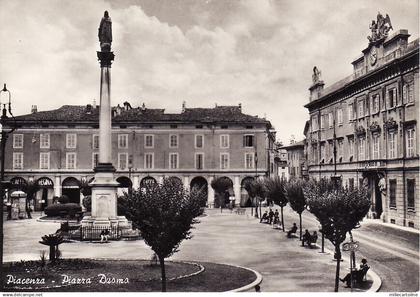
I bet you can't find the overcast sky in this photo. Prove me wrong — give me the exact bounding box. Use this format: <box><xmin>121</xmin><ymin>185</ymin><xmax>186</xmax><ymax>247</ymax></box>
<box><xmin>0</xmin><ymin>0</ymin><xmax>418</xmax><ymax>144</ymax></box>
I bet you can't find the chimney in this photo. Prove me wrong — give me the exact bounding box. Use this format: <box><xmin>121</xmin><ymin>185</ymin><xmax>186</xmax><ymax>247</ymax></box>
<box><xmin>182</xmin><ymin>101</ymin><xmax>186</xmax><ymax>113</ymax></box>
<box><xmin>31</xmin><ymin>105</ymin><xmax>37</xmax><ymax>113</ymax></box>
<box><xmin>238</xmin><ymin>103</ymin><xmax>242</xmax><ymax>112</ymax></box>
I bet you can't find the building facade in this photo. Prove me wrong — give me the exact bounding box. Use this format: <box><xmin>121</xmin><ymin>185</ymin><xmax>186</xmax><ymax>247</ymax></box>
<box><xmin>304</xmin><ymin>22</ymin><xmax>419</xmax><ymax>228</ymax></box>
<box><xmin>4</xmin><ymin>102</ymin><xmax>276</xmax><ymax>209</ymax></box>
<box><xmin>282</xmin><ymin>140</ymin><xmax>305</xmax><ymax>179</ymax></box>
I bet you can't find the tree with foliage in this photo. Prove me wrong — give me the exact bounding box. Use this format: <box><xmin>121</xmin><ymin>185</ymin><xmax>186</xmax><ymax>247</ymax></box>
<box><xmin>284</xmin><ymin>178</ymin><xmax>306</xmax><ymax>240</ymax></box>
<box><xmin>304</xmin><ymin>179</ymin><xmax>370</xmax><ymax>292</ymax></box>
<box><xmin>125</xmin><ymin>178</ymin><xmax>206</xmax><ymax>292</ymax></box>
<box><xmin>244</xmin><ymin>178</ymin><xmax>266</xmax><ymax>218</ymax></box>
<box><xmin>210</xmin><ymin>177</ymin><xmax>232</xmax><ymax>211</ymax></box>
<box><xmin>265</xmin><ymin>176</ymin><xmax>288</xmax><ymax>231</ymax></box>
<box><xmin>243</xmin><ymin>179</ymin><xmax>257</xmax><ymax>216</ymax></box>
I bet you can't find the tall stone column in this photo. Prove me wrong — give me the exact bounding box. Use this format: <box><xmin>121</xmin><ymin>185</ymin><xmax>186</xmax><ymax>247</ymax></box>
<box><xmin>82</xmin><ymin>11</ymin><xmax>129</xmax><ymax>228</ymax></box>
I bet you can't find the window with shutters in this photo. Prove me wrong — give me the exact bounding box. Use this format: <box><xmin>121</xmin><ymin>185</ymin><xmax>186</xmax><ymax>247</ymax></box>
<box><xmin>66</xmin><ymin>134</ymin><xmax>77</xmax><ymax>149</ymax></box>
<box><xmin>92</xmin><ymin>134</ymin><xmax>99</xmax><ymax>149</ymax></box>
<box><xmin>40</xmin><ymin>152</ymin><xmax>50</xmax><ymax>169</ymax></box>
<box><xmin>406</xmin><ymin>128</ymin><xmax>416</xmax><ymax>157</ymax></box>
<box><xmin>66</xmin><ymin>152</ymin><xmax>76</xmax><ymax>169</ymax></box>
<box><xmin>243</xmin><ymin>135</ymin><xmax>254</xmax><ymax>147</ymax></box>
<box><xmin>144</xmin><ymin>153</ymin><xmax>154</xmax><ymax>169</ymax></box>
<box><xmin>195</xmin><ymin>153</ymin><xmax>204</xmax><ymax>170</ymax></box>
<box><xmin>407</xmin><ymin>179</ymin><xmax>415</xmax><ymax>209</ymax></box>
<box><xmin>169</xmin><ymin>134</ymin><xmax>178</xmax><ymax>148</ymax></box>
<box><xmin>169</xmin><ymin>153</ymin><xmax>178</xmax><ymax>169</ymax></box>
<box><xmin>220</xmin><ymin>135</ymin><xmax>229</xmax><ymax>148</ymax></box>
<box><xmin>118</xmin><ymin>153</ymin><xmax>128</xmax><ymax>170</ymax></box>
<box><xmin>145</xmin><ymin>135</ymin><xmax>154</xmax><ymax>148</ymax></box>
<box><xmin>245</xmin><ymin>153</ymin><xmax>254</xmax><ymax>169</ymax></box>
<box><xmin>13</xmin><ymin>152</ymin><xmax>23</xmax><ymax>169</ymax></box>
<box><xmin>118</xmin><ymin>134</ymin><xmax>128</xmax><ymax>149</ymax></box>
<box><xmin>389</xmin><ymin>179</ymin><xmax>397</xmax><ymax>208</ymax></box>
<box><xmin>195</xmin><ymin>134</ymin><xmax>204</xmax><ymax>148</ymax></box>
<box><xmin>372</xmin><ymin>133</ymin><xmax>380</xmax><ymax>159</ymax></box>
<box><xmin>388</xmin><ymin>131</ymin><xmax>397</xmax><ymax>158</ymax></box>
<box><xmin>13</xmin><ymin>134</ymin><xmax>23</xmax><ymax>148</ymax></box>
<box><xmin>40</xmin><ymin>134</ymin><xmax>50</xmax><ymax>149</ymax></box>
<box><xmin>220</xmin><ymin>153</ymin><xmax>229</xmax><ymax>169</ymax></box>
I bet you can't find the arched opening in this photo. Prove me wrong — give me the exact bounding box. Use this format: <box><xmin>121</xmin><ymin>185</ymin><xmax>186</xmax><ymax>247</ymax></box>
<box><xmin>168</xmin><ymin>176</ymin><xmax>183</xmax><ymax>187</ymax></box>
<box><xmin>212</xmin><ymin>176</ymin><xmax>233</xmax><ymax>209</ymax></box>
<box><xmin>140</xmin><ymin>176</ymin><xmax>157</xmax><ymax>188</ymax></box>
<box><xmin>190</xmin><ymin>176</ymin><xmax>208</xmax><ymax>207</ymax></box>
<box><xmin>35</xmin><ymin>177</ymin><xmax>54</xmax><ymax>211</ymax></box>
<box><xmin>116</xmin><ymin>176</ymin><xmax>133</xmax><ymax>196</ymax></box>
<box><xmin>362</xmin><ymin>171</ymin><xmax>383</xmax><ymax>219</ymax></box>
<box><xmin>62</xmin><ymin>177</ymin><xmax>81</xmax><ymax>204</ymax></box>
<box><xmin>241</xmin><ymin>176</ymin><xmax>255</xmax><ymax>207</ymax></box>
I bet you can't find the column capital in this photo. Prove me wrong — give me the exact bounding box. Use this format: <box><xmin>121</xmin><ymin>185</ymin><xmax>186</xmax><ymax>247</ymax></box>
<box><xmin>97</xmin><ymin>51</ymin><xmax>115</xmax><ymax>67</ymax></box>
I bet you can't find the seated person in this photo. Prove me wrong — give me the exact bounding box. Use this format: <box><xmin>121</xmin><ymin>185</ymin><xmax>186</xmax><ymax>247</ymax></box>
<box><xmin>302</xmin><ymin>229</ymin><xmax>311</xmax><ymax>245</ymax></box>
<box><xmin>310</xmin><ymin>231</ymin><xmax>318</xmax><ymax>245</ymax></box>
<box><xmin>100</xmin><ymin>229</ymin><xmax>110</xmax><ymax>243</ymax></box>
<box><xmin>287</xmin><ymin>223</ymin><xmax>298</xmax><ymax>238</ymax></box>
<box><xmin>273</xmin><ymin>210</ymin><xmax>279</xmax><ymax>225</ymax></box>
<box><xmin>260</xmin><ymin>211</ymin><xmax>269</xmax><ymax>223</ymax></box>
<box><xmin>340</xmin><ymin>259</ymin><xmax>369</xmax><ymax>287</ymax></box>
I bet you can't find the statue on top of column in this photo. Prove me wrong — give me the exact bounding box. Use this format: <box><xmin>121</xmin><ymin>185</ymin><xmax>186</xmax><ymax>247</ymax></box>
<box><xmin>98</xmin><ymin>11</ymin><xmax>112</xmax><ymax>52</ymax></box>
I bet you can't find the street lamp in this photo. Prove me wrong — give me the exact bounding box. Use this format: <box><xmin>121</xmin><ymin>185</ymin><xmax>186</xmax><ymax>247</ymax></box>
<box><xmin>0</xmin><ymin>83</ymin><xmax>17</xmax><ymax>290</ymax></box>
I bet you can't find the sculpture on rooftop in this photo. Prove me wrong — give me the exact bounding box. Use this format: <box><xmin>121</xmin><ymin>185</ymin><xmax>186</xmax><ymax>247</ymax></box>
<box><xmin>98</xmin><ymin>11</ymin><xmax>112</xmax><ymax>52</ymax></box>
<box><xmin>368</xmin><ymin>12</ymin><xmax>393</xmax><ymax>43</ymax></box>
<box><xmin>312</xmin><ymin>66</ymin><xmax>322</xmax><ymax>84</ymax></box>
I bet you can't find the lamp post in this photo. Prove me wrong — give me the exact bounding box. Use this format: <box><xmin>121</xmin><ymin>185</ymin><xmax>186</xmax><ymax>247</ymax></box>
<box><xmin>0</xmin><ymin>83</ymin><xmax>17</xmax><ymax>290</ymax></box>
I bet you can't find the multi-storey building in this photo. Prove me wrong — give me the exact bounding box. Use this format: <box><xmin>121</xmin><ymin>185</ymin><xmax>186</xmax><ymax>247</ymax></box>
<box><xmin>3</xmin><ymin>102</ymin><xmax>276</xmax><ymax>210</ymax></box>
<box><xmin>276</xmin><ymin>146</ymin><xmax>289</xmax><ymax>180</ymax></box>
<box><xmin>282</xmin><ymin>140</ymin><xmax>305</xmax><ymax>179</ymax></box>
<box><xmin>304</xmin><ymin>19</ymin><xmax>419</xmax><ymax>228</ymax></box>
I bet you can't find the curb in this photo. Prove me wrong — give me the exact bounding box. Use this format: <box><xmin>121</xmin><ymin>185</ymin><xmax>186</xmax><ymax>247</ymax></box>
<box><xmin>226</xmin><ymin>265</ymin><xmax>263</xmax><ymax>292</ymax></box>
<box><xmin>367</xmin><ymin>269</ymin><xmax>382</xmax><ymax>292</ymax></box>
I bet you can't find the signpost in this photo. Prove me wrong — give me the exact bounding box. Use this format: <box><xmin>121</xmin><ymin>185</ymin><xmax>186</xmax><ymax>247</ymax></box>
<box><xmin>342</xmin><ymin>241</ymin><xmax>360</xmax><ymax>291</ymax></box>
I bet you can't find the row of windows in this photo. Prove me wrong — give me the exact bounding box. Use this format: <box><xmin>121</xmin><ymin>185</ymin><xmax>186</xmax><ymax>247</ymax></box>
<box><xmin>13</xmin><ymin>134</ymin><xmax>255</xmax><ymax>150</ymax></box>
<box><xmin>12</xmin><ymin>152</ymin><xmax>257</xmax><ymax>171</ymax></box>
<box><xmin>312</xmin><ymin>127</ymin><xmax>416</xmax><ymax>163</ymax></box>
<box><xmin>346</xmin><ymin>177</ymin><xmax>416</xmax><ymax>210</ymax></box>
<box><xmin>389</xmin><ymin>178</ymin><xmax>416</xmax><ymax>209</ymax></box>
<box><xmin>311</xmin><ymin>83</ymin><xmax>415</xmax><ymax>132</ymax></box>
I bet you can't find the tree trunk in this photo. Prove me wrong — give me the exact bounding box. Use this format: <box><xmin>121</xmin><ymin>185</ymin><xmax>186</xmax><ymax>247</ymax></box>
<box><xmin>299</xmin><ymin>213</ymin><xmax>302</xmax><ymax>240</ymax></box>
<box><xmin>334</xmin><ymin>245</ymin><xmax>341</xmax><ymax>292</ymax></box>
<box><xmin>280</xmin><ymin>207</ymin><xmax>285</xmax><ymax>232</ymax></box>
<box><xmin>49</xmin><ymin>245</ymin><xmax>56</xmax><ymax>262</ymax></box>
<box><xmin>259</xmin><ymin>199</ymin><xmax>262</xmax><ymax>218</ymax></box>
<box><xmin>158</xmin><ymin>255</ymin><xmax>167</xmax><ymax>292</ymax></box>
<box><xmin>254</xmin><ymin>198</ymin><xmax>258</xmax><ymax>218</ymax></box>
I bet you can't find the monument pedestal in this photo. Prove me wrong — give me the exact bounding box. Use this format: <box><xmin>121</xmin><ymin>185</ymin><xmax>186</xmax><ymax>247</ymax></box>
<box><xmin>81</xmin><ymin>165</ymin><xmax>131</xmax><ymax>229</ymax></box>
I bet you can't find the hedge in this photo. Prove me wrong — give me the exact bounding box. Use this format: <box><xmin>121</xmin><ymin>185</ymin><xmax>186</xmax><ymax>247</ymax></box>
<box><xmin>44</xmin><ymin>203</ymin><xmax>82</xmax><ymax>217</ymax></box>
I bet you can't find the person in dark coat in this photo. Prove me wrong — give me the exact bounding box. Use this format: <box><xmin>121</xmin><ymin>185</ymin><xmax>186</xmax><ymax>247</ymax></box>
<box><xmin>268</xmin><ymin>208</ymin><xmax>274</xmax><ymax>224</ymax></box>
<box><xmin>287</xmin><ymin>223</ymin><xmax>298</xmax><ymax>238</ymax></box>
<box><xmin>340</xmin><ymin>259</ymin><xmax>369</xmax><ymax>287</ymax></box>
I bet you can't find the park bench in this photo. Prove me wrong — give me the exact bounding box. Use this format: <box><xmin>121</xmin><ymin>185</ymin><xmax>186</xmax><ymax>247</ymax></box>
<box><xmin>307</xmin><ymin>234</ymin><xmax>318</xmax><ymax>248</ymax></box>
<box><xmin>353</xmin><ymin>266</ymin><xmax>370</xmax><ymax>285</ymax></box>
<box><xmin>121</xmin><ymin>229</ymin><xmax>140</xmax><ymax>241</ymax></box>
<box><xmin>235</xmin><ymin>208</ymin><xmax>246</xmax><ymax>215</ymax></box>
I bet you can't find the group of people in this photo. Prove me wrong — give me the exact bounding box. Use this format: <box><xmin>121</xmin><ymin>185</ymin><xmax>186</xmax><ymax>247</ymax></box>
<box><xmin>100</xmin><ymin>229</ymin><xmax>110</xmax><ymax>243</ymax></box>
<box><xmin>260</xmin><ymin>209</ymin><xmax>280</xmax><ymax>226</ymax></box>
<box><xmin>302</xmin><ymin>229</ymin><xmax>318</xmax><ymax>247</ymax></box>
